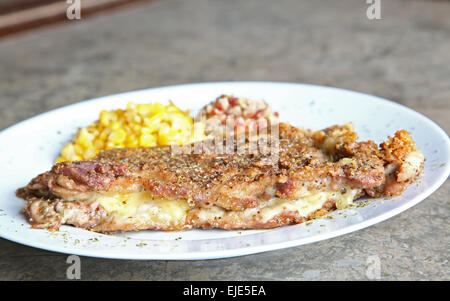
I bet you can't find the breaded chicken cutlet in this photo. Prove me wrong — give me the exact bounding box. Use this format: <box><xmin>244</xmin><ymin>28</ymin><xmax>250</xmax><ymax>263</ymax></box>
<box><xmin>16</xmin><ymin>123</ymin><xmax>424</xmax><ymax>232</ymax></box>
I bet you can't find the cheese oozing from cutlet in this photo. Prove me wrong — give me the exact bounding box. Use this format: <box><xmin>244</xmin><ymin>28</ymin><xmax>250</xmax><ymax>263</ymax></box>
<box><xmin>94</xmin><ymin>188</ymin><xmax>359</xmax><ymax>227</ymax></box>
<box><xmin>95</xmin><ymin>193</ymin><xmax>191</xmax><ymax>227</ymax></box>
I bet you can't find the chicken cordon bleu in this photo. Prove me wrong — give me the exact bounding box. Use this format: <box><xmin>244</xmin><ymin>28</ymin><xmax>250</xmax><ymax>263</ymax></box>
<box><xmin>16</xmin><ymin>122</ymin><xmax>424</xmax><ymax>233</ymax></box>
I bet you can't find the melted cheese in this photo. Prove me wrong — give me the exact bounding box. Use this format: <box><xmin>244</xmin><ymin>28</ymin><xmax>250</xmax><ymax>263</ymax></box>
<box><xmin>335</xmin><ymin>188</ymin><xmax>359</xmax><ymax>209</ymax></box>
<box><xmin>96</xmin><ymin>193</ymin><xmax>190</xmax><ymax>226</ymax></box>
<box><xmin>261</xmin><ymin>189</ymin><xmax>357</xmax><ymax>221</ymax></box>
<box><xmin>94</xmin><ymin>188</ymin><xmax>359</xmax><ymax>227</ymax></box>
<box><xmin>195</xmin><ymin>188</ymin><xmax>358</xmax><ymax>224</ymax></box>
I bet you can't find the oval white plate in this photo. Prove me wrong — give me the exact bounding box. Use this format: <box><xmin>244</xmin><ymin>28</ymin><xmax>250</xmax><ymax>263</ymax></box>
<box><xmin>0</xmin><ymin>82</ymin><xmax>449</xmax><ymax>260</ymax></box>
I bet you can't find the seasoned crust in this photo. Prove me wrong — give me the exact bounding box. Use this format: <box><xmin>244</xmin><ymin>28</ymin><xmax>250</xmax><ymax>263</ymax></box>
<box><xmin>18</xmin><ymin>123</ymin><xmax>387</xmax><ymax>210</ymax></box>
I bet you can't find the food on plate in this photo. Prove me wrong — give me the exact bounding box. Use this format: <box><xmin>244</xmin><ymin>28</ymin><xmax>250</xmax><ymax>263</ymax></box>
<box><xmin>197</xmin><ymin>95</ymin><xmax>279</xmax><ymax>137</ymax></box>
<box><xmin>17</xmin><ymin>114</ymin><xmax>424</xmax><ymax>232</ymax></box>
<box><xmin>56</xmin><ymin>102</ymin><xmax>205</xmax><ymax>162</ymax></box>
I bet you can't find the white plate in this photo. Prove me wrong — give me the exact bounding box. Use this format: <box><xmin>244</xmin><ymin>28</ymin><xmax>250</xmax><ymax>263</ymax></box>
<box><xmin>0</xmin><ymin>82</ymin><xmax>449</xmax><ymax>260</ymax></box>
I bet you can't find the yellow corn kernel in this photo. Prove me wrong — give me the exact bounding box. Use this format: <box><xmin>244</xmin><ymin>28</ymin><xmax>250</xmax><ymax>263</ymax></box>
<box><xmin>128</xmin><ymin>123</ymin><xmax>142</xmax><ymax>134</ymax></box>
<box><xmin>136</xmin><ymin>104</ymin><xmax>149</xmax><ymax>116</ymax></box>
<box><xmin>125</xmin><ymin>111</ymin><xmax>142</xmax><ymax>124</ymax></box>
<box><xmin>105</xmin><ymin>142</ymin><xmax>117</xmax><ymax>150</ymax></box>
<box><xmin>167</xmin><ymin>113</ymin><xmax>192</xmax><ymax>130</ymax></box>
<box><xmin>110</xmin><ymin>121</ymin><xmax>121</xmax><ymax>130</ymax></box>
<box><xmin>156</xmin><ymin>123</ymin><xmax>170</xmax><ymax>145</ymax></box>
<box><xmin>75</xmin><ymin>128</ymin><xmax>94</xmax><ymax>149</ymax></box>
<box><xmin>74</xmin><ymin>144</ymin><xmax>84</xmax><ymax>156</ymax></box>
<box><xmin>72</xmin><ymin>155</ymin><xmax>83</xmax><ymax>161</ymax></box>
<box><xmin>139</xmin><ymin>134</ymin><xmax>157</xmax><ymax>147</ymax></box>
<box><xmin>86</xmin><ymin>126</ymin><xmax>99</xmax><ymax>136</ymax></box>
<box><xmin>125</xmin><ymin>139</ymin><xmax>139</xmax><ymax>148</ymax></box>
<box><xmin>109</xmin><ymin>128</ymin><xmax>126</xmax><ymax>144</ymax></box>
<box><xmin>158</xmin><ymin>123</ymin><xmax>170</xmax><ymax>135</ymax></box>
<box><xmin>83</xmin><ymin>148</ymin><xmax>97</xmax><ymax>160</ymax></box>
<box><xmin>140</xmin><ymin>127</ymin><xmax>154</xmax><ymax>135</ymax></box>
<box><xmin>143</xmin><ymin>113</ymin><xmax>163</xmax><ymax>129</ymax></box>
<box><xmin>93</xmin><ymin>139</ymin><xmax>105</xmax><ymax>149</ymax></box>
<box><xmin>61</xmin><ymin>143</ymin><xmax>76</xmax><ymax>159</ymax></box>
<box><xmin>157</xmin><ymin>134</ymin><xmax>169</xmax><ymax>145</ymax></box>
<box><xmin>137</xmin><ymin>103</ymin><xmax>165</xmax><ymax>116</ymax></box>
<box><xmin>99</xmin><ymin>110</ymin><xmax>116</xmax><ymax>127</ymax></box>
<box><xmin>116</xmin><ymin>109</ymin><xmax>125</xmax><ymax>117</ymax></box>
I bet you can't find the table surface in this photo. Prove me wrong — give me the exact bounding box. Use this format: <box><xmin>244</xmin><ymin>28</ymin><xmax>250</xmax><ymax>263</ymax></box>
<box><xmin>0</xmin><ymin>0</ymin><xmax>449</xmax><ymax>280</ymax></box>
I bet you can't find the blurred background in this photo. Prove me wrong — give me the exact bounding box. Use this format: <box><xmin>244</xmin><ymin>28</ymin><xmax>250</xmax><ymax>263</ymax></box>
<box><xmin>0</xmin><ymin>0</ymin><xmax>154</xmax><ymax>37</ymax></box>
<box><xmin>0</xmin><ymin>0</ymin><xmax>449</xmax><ymax>133</ymax></box>
<box><xmin>0</xmin><ymin>0</ymin><xmax>449</xmax><ymax>280</ymax></box>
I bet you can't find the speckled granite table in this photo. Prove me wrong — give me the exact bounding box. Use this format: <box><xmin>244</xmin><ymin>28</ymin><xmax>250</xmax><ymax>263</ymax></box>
<box><xmin>0</xmin><ymin>0</ymin><xmax>449</xmax><ymax>280</ymax></box>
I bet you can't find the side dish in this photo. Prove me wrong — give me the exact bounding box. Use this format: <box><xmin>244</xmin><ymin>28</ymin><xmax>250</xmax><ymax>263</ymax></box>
<box><xmin>198</xmin><ymin>95</ymin><xmax>279</xmax><ymax>137</ymax></box>
<box><xmin>56</xmin><ymin>102</ymin><xmax>205</xmax><ymax>162</ymax></box>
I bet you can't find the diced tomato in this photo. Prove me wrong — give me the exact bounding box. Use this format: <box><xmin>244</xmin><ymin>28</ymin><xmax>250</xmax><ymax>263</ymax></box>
<box><xmin>209</xmin><ymin>107</ymin><xmax>223</xmax><ymax>116</ymax></box>
<box><xmin>228</xmin><ymin>97</ymin><xmax>238</xmax><ymax>106</ymax></box>
<box><xmin>249</xmin><ymin>109</ymin><xmax>264</xmax><ymax>119</ymax></box>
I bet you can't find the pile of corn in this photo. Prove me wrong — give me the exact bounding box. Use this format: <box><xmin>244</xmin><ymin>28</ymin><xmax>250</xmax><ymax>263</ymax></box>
<box><xmin>56</xmin><ymin>102</ymin><xmax>205</xmax><ymax>162</ymax></box>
